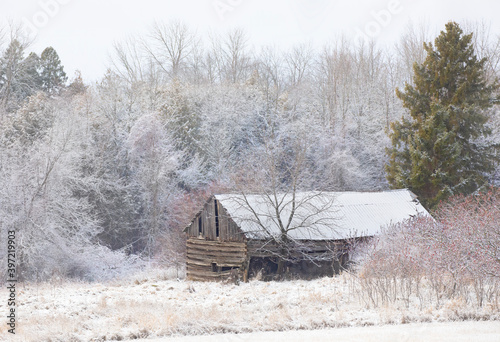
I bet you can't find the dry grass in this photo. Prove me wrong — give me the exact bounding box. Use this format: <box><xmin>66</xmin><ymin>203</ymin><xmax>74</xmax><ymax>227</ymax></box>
<box><xmin>1</xmin><ymin>269</ymin><xmax>499</xmax><ymax>342</ymax></box>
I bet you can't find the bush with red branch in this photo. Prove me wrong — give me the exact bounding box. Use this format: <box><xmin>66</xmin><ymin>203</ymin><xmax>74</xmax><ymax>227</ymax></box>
<box><xmin>358</xmin><ymin>189</ymin><xmax>500</xmax><ymax>309</ymax></box>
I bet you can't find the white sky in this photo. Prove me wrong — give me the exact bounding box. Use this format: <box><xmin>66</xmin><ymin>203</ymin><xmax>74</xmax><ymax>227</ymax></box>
<box><xmin>1</xmin><ymin>0</ymin><xmax>500</xmax><ymax>82</ymax></box>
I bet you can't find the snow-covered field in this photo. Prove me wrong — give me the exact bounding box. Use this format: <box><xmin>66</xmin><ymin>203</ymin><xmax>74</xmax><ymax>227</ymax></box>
<box><xmin>1</xmin><ymin>269</ymin><xmax>499</xmax><ymax>342</ymax></box>
<box><xmin>142</xmin><ymin>321</ymin><xmax>500</xmax><ymax>342</ymax></box>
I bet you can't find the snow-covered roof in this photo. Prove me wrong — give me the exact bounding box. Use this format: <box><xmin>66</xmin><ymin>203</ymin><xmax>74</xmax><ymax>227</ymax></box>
<box><xmin>215</xmin><ymin>189</ymin><xmax>431</xmax><ymax>240</ymax></box>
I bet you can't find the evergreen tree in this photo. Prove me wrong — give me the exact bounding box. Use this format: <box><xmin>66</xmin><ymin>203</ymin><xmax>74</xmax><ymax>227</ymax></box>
<box><xmin>0</xmin><ymin>39</ymin><xmax>26</xmax><ymax>111</ymax></box>
<box><xmin>66</xmin><ymin>70</ymin><xmax>87</xmax><ymax>96</ymax></box>
<box><xmin>386</xmin><ymin>22</ymin><xmax>499</xmax><ymax>209</ymax></box>
<box><xmin>40</xmin><ymin>47</ymin><xmax>67</xmax><ymax>94</ymax></box>
<box><xmin>160</xmin><ymin>80</ymin><xmax>201</xmax><ymax>158</ymax></box>
<box><xmin>21</xmin><ymin>52</ymin><xmax>43</xmax><ymax>94</ymax></box>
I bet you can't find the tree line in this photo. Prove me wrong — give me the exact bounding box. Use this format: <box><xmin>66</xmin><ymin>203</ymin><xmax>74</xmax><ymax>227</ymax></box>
<box><xmin>0</xmin><ymin>20</ymin><xmax>499</xmax><ymax>281</ymax></box>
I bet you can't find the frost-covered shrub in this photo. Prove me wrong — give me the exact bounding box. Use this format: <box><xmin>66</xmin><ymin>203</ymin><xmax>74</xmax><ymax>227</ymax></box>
<box><xmin>359</xmin><ymin>190</ymin><xmax>500</xmax><ymax>308</ymax></box>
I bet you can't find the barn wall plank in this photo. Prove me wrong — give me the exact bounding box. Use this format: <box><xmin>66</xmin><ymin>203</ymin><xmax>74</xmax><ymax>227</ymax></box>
<box><xmin>186</xmin><ymin>238</ymin><xmax>248</xmax><ymax>281</ymax></box>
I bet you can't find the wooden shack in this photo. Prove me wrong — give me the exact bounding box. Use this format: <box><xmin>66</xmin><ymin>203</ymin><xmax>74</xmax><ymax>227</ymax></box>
<box><xmin>184</xmin><ymin>190</ymin><xmax>430</xmax><ymax>281</ymax></box>
<box><xmin>184</xmin><ymin>196</ymin><xmax>249</xmax><ymax>281</ymax></box>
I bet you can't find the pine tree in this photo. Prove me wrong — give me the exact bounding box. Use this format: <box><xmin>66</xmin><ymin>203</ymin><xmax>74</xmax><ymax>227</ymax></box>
<box><xmin>0</xmin><ymin>39</ymin><xmax>26</xmax><ymax>111</ymax></box>
<box><xmin>40</xmin><ymin>47</ymin><xmax>67</xmax><ymax>94</ymax></box>
<box><xmin>66</xmin><ymin>70</ymin><xmax>87</xmax><ymax>96</ymax></box>
<box><xmin>22</xmin><ymin>52</ymin><xmax>43</xmax><ymax>94</ymax></box>
<box><xmin>386</xmin><ymin>22</ymin><xmax>499</xmax><ymax>209</ymax></box>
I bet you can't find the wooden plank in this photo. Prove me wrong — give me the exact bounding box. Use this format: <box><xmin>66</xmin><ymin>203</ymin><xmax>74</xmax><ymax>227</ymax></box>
<box><xmin>187</xmin><ymin>275</ymin><xmax>213</xmax><ymax>282</ymax></box>
<box><xmin>186</xmin><ymin>259</ymin><xmax>212</xmax><ymax>267</ymax></box>
<box><xmin>187</xmin><ymin>247</ymin><xmax>246</xmax><ymax>255</ymax></box>
<box><xmin>187</xmin><ymin>247</ymin><xmax>247</xmax><ymax>255</ymax></box>
<box><xmin>187</xmin><ymin>271</ymin><xmax>221</xmax><ymax>279</ymax></box>
<box><xmin>187</xmin><ymin>238</ymin><xmax>245</xmax><ymax>245</ymax></box>
<box><xmin>187</xmin><ymin>258</ymin><xmax>246</xmax><ymax>268</ymax></box>
<box><xmin>186</xmin><ymin>249</ymin><xmax>246</xmax><ymax>257</ymax></box>
<box><xmin>187</xmin><ymin>244</ymin><xmax>247</xmax><ymax>252</ymax></box>
<box><xmin>247</xmin><ymin>241</ymin><xmax>343</xmax><ymax>254</ymax></box>
<box><xmin>185</xmin><ymin>254</ymin><xmax>220</xmax><ymax>263</ymax></box>
<box><xmin>188</xmin><ymin>262</ymin><xmax>243</xmax><ymax>270</ymax></box>
<box><xmin>186</xmin><ymin>253</ymin><xmax>246</xmax><ymax>261</ymax></box>
<box><xmin>187</xmin><ymin>274</ymin><xmax>241</xmax><ymax>282</ymax></box>
<box><xmin>187</xmin><ymin>269</ymin><xmax>238</xmax><ymax>279</ymax></box>
<box><xmin>246</xmin><ymin>240</ymin><xmax>343</xmax><ymax>247</ymax></box>
<box><xmin>214</xmin><ymin>262</ymin><xmax>245</xmax><ymax>268</ymax></box>
<box><xmin>247</xmin><ymin>251</ymin><xmax>335</xmax><ymax>259</ymax></box>
<box><xmin>186</xmin><ymin>264</ymin><xmax>210</xmax><ymax>271</ymax></box>
<box><xmin>187</xmin><ymin>239</ymin><xmax>247</xmax><ymax>248</ymax></box>
<box><xmin>187</xmin><ymin>266</ymin><xmax>211</xmax><ymax>274</ymax></box>
<box><xmin>187</xmin><ymin>246</ymin><xmax>246</xmax><ymax>253</ymax></box>
<box><xmin>186</xmin><ymin>268</ymin><xmax>213</xmax><ymax>275</ymax></box>
<box><xmin>188</xmin><ymin>271</ymin><xmax>238</xmax><ymax>278</ymax></box>
<box><xmin>187</xmin><ymin>257</ymin><xmax>245</xmax><ymax>267</ymax></box>
<box><xmin>187</xmin><ymin>251</ymin><xmax>247</xmax><ymax>258</ymax></box>
<box><xmin>187</xmin><ymin>250</ymin><xmax>247</xmax><ymax>258</ymax></box>
<box><xmin>187</xmin><ymin>258</ymin><xmax>246</xmax><ymax>266</ymax></box>
<box><xmin>187</xmin><ymin>246</ymin><xmax>247</xmax><ymax>253</ymax></box>
<box><xmin>187</xmin><ymin>257</ymin><xmax>246</xmax><ymax>266</ymax></box>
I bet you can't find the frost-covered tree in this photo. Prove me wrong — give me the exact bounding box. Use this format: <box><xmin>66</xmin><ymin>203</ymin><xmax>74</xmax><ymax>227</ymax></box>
<box><xmin>0</xmin><ymin>91</ymin><xmax>139</xmax><ymax>281</ymax></box>
<box><xmin>0</xmin><ymin>39</ymin><xmax>36</xmax><ymax>112</ymax></box>
<box><xmin>39</xmin><ymin>47</ymin><xmax>67</xmax><ymax>94</ymax></box>
<box><xmin>0</xmin><ymin>41</ymin><xmax>68</xmax><ymax>114</ymax></box>
<box><xmin>144</xmin><ymin>20</ymin><xmax>197</xmax><ymax>79</ymax></box>
<box><xmin>127</xmin><ymin>113</ymin><xmax>181</xmax><ymax>256</ymax></box>
<box><xmin>23</xmin><ymin>52</ymin><xmax>42</xmax><ymax>90</ymax></box>
<box><xmin>2</xmin><ymin>19</ymin><xmax>499</xmax><ymax>281</ymax></box>
<box><xmin>209</xmin><ymin>28</ymin><xmax>253</xmax><ymax>84</ymax></box>
<box><xmin>159</xmin><ymin>80</ymin><xmax>201</xmax><ymax>158</ymax></box>
<box><xmin>80</xmin><ymin>71</ymin><xmax>145</xmax><ymax>252</ymax></box>
<box><xmin>386</xmin><ymin>22</ymin><xmax>499</xmax><ymax>209</ymax></box>
<box><xmin>226</xmin><ymin>104</ymin><xmax>344</xmax><ymax>277</ymax></box>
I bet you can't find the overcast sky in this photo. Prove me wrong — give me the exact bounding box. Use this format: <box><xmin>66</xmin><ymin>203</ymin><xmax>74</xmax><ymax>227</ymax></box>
<box><xmin>1</xmin><ymin>0</ymin><xmax>500</xmax><ymax>82</ymax></box>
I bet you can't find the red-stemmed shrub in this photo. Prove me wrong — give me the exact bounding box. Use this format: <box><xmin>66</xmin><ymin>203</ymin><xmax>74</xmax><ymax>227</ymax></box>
<box><xmin>358</xmin><ymin>189</ymin><xmax>500</xmax><ymax>309</ymax></box>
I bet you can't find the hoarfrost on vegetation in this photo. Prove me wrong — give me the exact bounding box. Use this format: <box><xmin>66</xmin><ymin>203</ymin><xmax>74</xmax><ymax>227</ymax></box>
<box><xmin>1</xmin><ymin>270</ymin><xmax>498</xmax><ymax>342</ymax></box>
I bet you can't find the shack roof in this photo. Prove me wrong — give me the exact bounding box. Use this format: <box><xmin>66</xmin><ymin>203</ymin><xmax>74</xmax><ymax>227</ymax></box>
<box><xmin>214</xmin><ymin>189</ymin><xmax>430</xmax><ymax>240</ymax></box>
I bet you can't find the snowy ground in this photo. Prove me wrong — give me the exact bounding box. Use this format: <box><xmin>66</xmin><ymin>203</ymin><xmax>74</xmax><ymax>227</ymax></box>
<box><xmin>1</xmin><ymin>269</ymin><xmax>499</xmax><ymax>342</ymax></box>
<box><xmin>141</xmin><ymin>321</ymin><xmax>500</xmax><ymax>342</ymax></box>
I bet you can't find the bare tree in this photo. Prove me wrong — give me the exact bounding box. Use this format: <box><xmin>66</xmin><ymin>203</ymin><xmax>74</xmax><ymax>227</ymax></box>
<box><xmin>110</xmin><ymin>37</ymin><xmax>167</xmax><ymax>111</ymax></box>
<box><xmin>461</xmin><ymin>19</ymin><xmax>500</xmax><ymax>83</ymax></box>
<box><xmin>395</xmin><ymin>21</ymin><xmax>430</xmax><ymax>83</ymax></box>
<box><xmin>285</xmin><ymin>42</ymin><xmax>314</xmax><ymax>88</ymax></box>
<box><xmin>185</xmin><ymin>39</ymin><xmax>207</xmax><ymax>85</ymax></box>
<box><xmin>256</xmin><ymin>45</ymin><xmax>285</xmax><ymax>110</ymax></box>
<box><xmin>228</xmin><ymin>112</ymin><xmax>339</xmax><ymax>277</ymax></box>
<box><xmin>144</xmin><ymin>20</ymin><xmax>197</xmax><ymax>79</ymax></box>
<box><xmin>209</xmin><ymin>28</ymin><xmax>253</xmax><ymax>84</ymax></box>
<box><xmin>111</xmin><ymin>36</ymin><xmax>147</xmax><ymax>84</ymax></box>
<box><xmin>258</xmin><ymin>45</ymin><xmax>285</xmax><ymax>91</ymax></box>
<box><xmin>315</xmin><ymin>38</ymin><xmax>354</xmax><ymax>133</ymax></box>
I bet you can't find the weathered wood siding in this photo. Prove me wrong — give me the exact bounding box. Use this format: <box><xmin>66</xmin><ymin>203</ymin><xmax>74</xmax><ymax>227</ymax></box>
<box><xmin>185</xmin><ymin>196</ymin><xmax>368</xmax><ymax>281</ymax></box>
<box><xmin>247</xmin><ymin>240</ymin><xmax>347</xmax><ymax>258</ymax></box>
<box><xmin>186</xmin><ymin>238</ymin><xmax>248</xmax><ymax>281</ymax></box>
<box><xmin>216</xmin><ymin>201</ymin><xmax>247</xmax><ymax>242</ymax></box>
<box><xmin>185</xmin><ymin>196</ymin><xmax>246</xmax><ymax>242</ymax></box>
<box><xmin>185</xmin><ymin>199</ymin><xmax>214</xmax><ymax>239</ymax></box>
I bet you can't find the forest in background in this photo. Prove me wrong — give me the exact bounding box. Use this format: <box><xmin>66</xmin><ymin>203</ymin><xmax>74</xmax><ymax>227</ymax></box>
<box><xmin>1</xmin><ymin>20</ymin><xmax>499</xmax><ymax>281</ymax></box>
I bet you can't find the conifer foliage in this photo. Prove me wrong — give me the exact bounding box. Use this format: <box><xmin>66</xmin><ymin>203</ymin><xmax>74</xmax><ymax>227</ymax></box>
<box><xmin>386</xmin><ymin>22</ymin><xmax>499</xmax><ymax>209</ymax></box>
<box><xmin>40</xmin><ymin>47</ymin><xmax>67</xmax><ymax>94</ymax></box>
